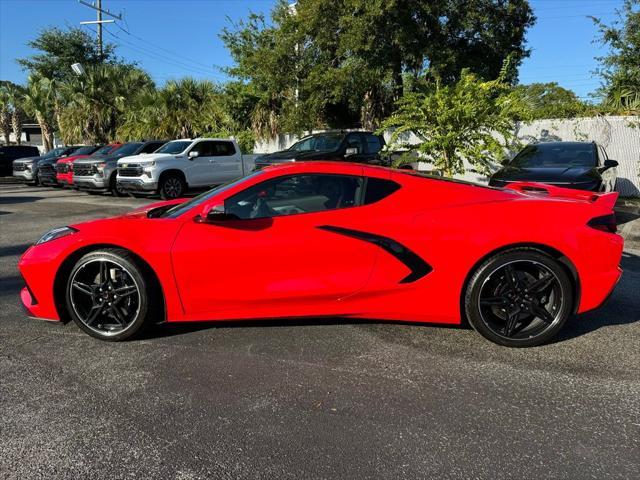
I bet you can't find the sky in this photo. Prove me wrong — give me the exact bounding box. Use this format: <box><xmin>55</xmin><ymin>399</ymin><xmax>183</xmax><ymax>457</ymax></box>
<box><xmin>0</xmin><ymin>0</ymin><xmax>627</xmax><ymax>100</ymax></box>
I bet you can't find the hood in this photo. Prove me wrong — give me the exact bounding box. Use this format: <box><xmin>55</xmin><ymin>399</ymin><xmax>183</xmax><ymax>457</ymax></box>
<box><xmin>75</xmin><ymin>152</ymin><xmax>126</xmax><ymax>165</ymax></box>
<box><xmin>117</xmin><ymin>152</ymin><xmax>176</xmax><ymax>165</ymax></box>
<box><xmin>124</xmin><ymin>198</ymin><xmax>186</xmax><ymax>218</ymax></box>
<box><xmin>492</xmin><ymin>165</ymin><xmax>600</xmax><ymax>184</ymax></box>
<box><xmin>13</xmin><ymin>155</ymin><xmax>41</xmax><ymax>164</ymax></box>
<box><xmin>58</xmin><ymin>154</ymin><xmax>90</xmax><ymax>164</ymax></box>
<box><xmin>256</xmin><ymin>149</ymin><xmax>339</xmax><ymax>163</ymax></box>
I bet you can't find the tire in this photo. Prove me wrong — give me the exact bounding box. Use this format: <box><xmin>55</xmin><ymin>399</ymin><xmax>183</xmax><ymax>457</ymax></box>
<box><xmin>159</xmin><ymin>173</ymin><xmax>186</xmax><ymax>200</ymax></box>
<box><xmin>110</xmin><ymin>173</ymin><xmax>126</xmax><ymax>197</ymax></box>
<box><xmin>464</xmin><ymin>249</ymin><xmax>573</xmax><ymax>348</ymax></box>
<box><xmin>65</xmin><ymin>248</ymin><xmax>158</xmax><ymax>341</ymax></box>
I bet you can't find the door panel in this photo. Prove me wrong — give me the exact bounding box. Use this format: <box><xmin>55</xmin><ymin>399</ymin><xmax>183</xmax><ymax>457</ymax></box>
<box><xmin>210</xmin><ymin>141</ymin><xmax>242</xmax><ymax>183</ymax></box>
<box><xmin>171</xmin><ymin>207</ymin><xmax>378</xmax><ymax>319</ymax></box>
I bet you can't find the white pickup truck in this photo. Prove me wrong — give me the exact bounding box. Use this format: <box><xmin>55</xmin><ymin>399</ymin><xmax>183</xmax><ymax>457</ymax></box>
<box><xmin>116</xmin><ymin>138</ymin><xmax>256</xmax><ymax>199</ymax></box>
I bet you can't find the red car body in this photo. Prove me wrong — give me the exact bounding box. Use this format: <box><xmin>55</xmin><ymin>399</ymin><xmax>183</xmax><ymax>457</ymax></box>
<box><xmin>20</xmin><ymin>162</ymin><xmax>622</xmax><ymax>333</ymax></box>
<box><xmin>55</xmin><ymin>143</ymin><xmax>121</xmax><ymax>186</ymax></box>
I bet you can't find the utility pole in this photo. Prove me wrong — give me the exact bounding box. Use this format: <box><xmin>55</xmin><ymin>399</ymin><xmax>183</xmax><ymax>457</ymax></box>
<box><xmin>78</xmin><ymin>0</ymin><xmax>122</xmax><ymax>57</ymax></box>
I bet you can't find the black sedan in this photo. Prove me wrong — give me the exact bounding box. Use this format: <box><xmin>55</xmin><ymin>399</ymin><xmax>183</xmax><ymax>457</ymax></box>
<box><xmin>489</xmin><ymin>141</ymin><xmax>618</xmax><ymax>192</ymax></box>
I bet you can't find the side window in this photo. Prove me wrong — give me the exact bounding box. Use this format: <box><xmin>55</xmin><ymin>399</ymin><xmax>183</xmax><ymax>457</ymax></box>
<box><xmin>364</xmin><ymin>178</ymin><xmax>401</xmax><ymax>205</ymax></box>
<box><xmin>345</xmin><ymin>133</ymin><xmax>364</xmax><ymax>154</ymax></box>
<box><xmin>225</xmin><ymin>174</ymin><xmax>364</xmax><ymax>220</ymax></box>
<box><xmin>192</xmin><ymin>141</ymin><xmax>215</xmax><ymax>156</ymax></box>
<box><xmin>213</xmin><ymin>141</ymin><xmax>236</xmax><ymax>156</ymax></box>
<box><xmin>365</xmin><ymin>135</ymin><xmax>382</xmax><ymax>154</ymax></box>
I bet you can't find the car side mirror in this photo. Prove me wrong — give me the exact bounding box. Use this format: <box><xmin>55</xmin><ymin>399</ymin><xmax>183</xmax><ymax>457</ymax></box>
<box><xmin>345</xmin><ymin>147</ymin><xmax>359</xmax><ymax>156</ymax></box>
<box><xmin>188</xmin><ymin>151</ymin><xmax>199</xmax><ymax>160</ymax></box>
<box><xmin>604</xmin><ymin>159</ymin><xmax>618</xmax><ymax>169</ymax></box>
<box><xmin>195</xmin><ymin>204</ymin><xmax>237</xmax><ymax>223</ymax></box>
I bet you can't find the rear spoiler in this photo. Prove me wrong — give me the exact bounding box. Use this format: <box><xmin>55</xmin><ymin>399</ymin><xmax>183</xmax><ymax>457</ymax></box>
<box><xmin>505</xmin><ymin>182</ymin><xmax>618</xmax><ymax>210</ymax></box>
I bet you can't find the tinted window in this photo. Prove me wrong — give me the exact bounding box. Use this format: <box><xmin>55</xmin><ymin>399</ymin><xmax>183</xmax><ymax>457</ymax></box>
<box><xmin>192</xmin><ymin>141</ymin><xmax>216</xmax><ymax>156</ymax></box>
<box><xmin>93</xmin><ymin>145</ymin><xmax>117</xmax><ymax>156</ymax></box>
<box><xmin>510</xmin><ymin>143</ymin><xmax>596</xmax><ymax>168</ymax></box>
<box><xmin>141</xmin><ymin>142</ymin><xmax>164</xmax><ymax>153</ymax></box>
<box><xmin>364</xmin><ymin>178</ymin><xmax>401</xmax><ymax>204</ymax></box>
<box><xmin>225</xmin><ymin>174</ymin><xmax>363</xmax><ymax>220</ymax></box>
<box><xmin>346</xmin><ymin>133</ymin><xmax>364</xmax><ymax>154</ymax></box>
<box><xmin>213</xmin><ymin>141</ymin><xmax>236</xmax><ymax>156</ymax></box>
<box><xmin>156</xmin><ymin>141</ymin><xmax>191</xmax><ymax>154</ymax></box>
<box><xmin>365</xmin><ymin>135</ymin><xmax>382</xmax><ymax>154</ymax></box>
<box><xmin>74</xmin><ymin>146</ymin><xmax>99</xmax><ymax>155</ymax></box>
<box><xmin>289</xmin><ymin>133</ymin><xmax>344</xmax><ymax>152</ymax></box>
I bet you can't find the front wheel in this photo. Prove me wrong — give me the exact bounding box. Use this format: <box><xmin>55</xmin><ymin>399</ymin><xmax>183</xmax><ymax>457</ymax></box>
<box><xmin>65</xmin><ymin>249</ymin><xmax>156</xmax><ymax>341</ymax></box>
<box><xmin>464</xmin><ymin>249</ymin><xmax>573</xmax><ymax>347</ymax></box>
<box><xmin>110</xmin><ymin>174</ymin><xmax>126</xmax><ymax>197</ymax></box>
<box><xmin>159</xmin><ymin>174</ymin><xmax>186</xmax><ymax>200</ymax></box>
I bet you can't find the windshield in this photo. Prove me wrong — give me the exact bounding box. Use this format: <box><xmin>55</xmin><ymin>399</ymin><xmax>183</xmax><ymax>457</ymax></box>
<box><xmin>159</xmin><ymin>171</ymin><xmax>265</xmax><ymax>218</ymax></box>
<box><xmin>156</xmin><ymin>141</ymin><xmax>191</xmax><ymax>154</ymax></box>
<box><xmin>74</xmin><ymin>146</ymin><xmax>98</xmax><ymax>155</ymax></box>
<box><xmin>42</xmin><ymin>147</ymin><xmax>67</xmax><ymax>158</ymax></box>
<box><xmin>113</xmin><ymin>143</ymin><xmax>142</xmax><ymax>157</ymax></box>
<box><xmin>289</xmin><ymin>133</ymin><xmax>343</xmax><ymax>152</ymax></box>
<box><xmin>510</xmin><ymin>144</ymin><xmax>596</xmax><ymax>168</ymax></box>
<box><xmin>93</xmin><ymin>145</ymin><xmax>117</xmax><ymax>156</ymax></box>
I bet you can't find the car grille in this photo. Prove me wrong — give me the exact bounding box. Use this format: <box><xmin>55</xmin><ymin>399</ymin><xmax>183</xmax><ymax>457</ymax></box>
<box><xmin>73</xmin><ymin>164</ymin><xmax>94</xmax><ymax>176</ymax></box>
<box><xmin>55</xmin><ymin>163</ymin><xmax>69</xmax><ymax>173</ymax></box>
<box><xmin>39</xmin><ymin>164</ymin><xmax>54</xmax><ymax>174</ymax></box>
<box><xmin>118</xmin><ymin>165</ymin><xmax>143</xmax><ymax>177</ymax></box>
<box><xmin>13</xmin><ymin>163</ymin><xmax>28</xmax><ymax>171</ymax></box>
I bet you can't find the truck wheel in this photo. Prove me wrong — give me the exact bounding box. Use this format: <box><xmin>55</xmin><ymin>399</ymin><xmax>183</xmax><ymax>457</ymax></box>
<box><xmin>110</xmin><ymin>174</ymin><xmax>126</xmax><ymax>197</ymax></box>
<box><xmin>159</xmin><ymin>174</ymin><xmax>185</xmax><ymax>200</ymax></box>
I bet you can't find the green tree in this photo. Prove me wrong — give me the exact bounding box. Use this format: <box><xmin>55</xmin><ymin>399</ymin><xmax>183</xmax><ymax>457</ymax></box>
<box><xmin>221</xmin><ymin>0</ymin><xmax>535</xmax><ymax>136</ymax></box>
<box><xmin>513</xmin><ymin>83</ymin><xmax>590</xmax><ymax>119</ymax></box>
<box><xmin>58</xmin><ymin>64</ymin><xmax>153</xmax><ymax>144</ymax></box>
<box><xmin>381</xmin><ymin>64</ymin><xmax>530</xmax><ymax>177</ymax></box>
<box><xmin>0</xmin><ymin>87</ymin><xmax>11</xmax><ymax>145</ymax></box>
<box><xmin>592</xmin><ymin>0</ymin><xmax>640</xmax><ymax>114</ymax></box>
<box><xmin>5</xmin><ymin>83</ymin><xmax>26</xmax><ymax>145</ymax></box>
<box><xmin>17</xmin><ymin>27</ymin><xmax>117</xmax><ymax>81</ymax></box>
<box><xmin>22</xmin><ymin>75</ymin><xmax>58</xmax><ymax>151</ymax></box>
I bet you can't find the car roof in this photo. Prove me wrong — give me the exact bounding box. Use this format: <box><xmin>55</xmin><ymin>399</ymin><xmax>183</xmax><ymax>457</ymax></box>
<box><xmin>530</xmin><ymin>141</ymin><xmax>594</xmax><ymax>148</ymax></box>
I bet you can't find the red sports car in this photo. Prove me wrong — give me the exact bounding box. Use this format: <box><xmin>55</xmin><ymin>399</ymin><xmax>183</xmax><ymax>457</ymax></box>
<box><xmin>19</xmin><ymin>162</ymin><xmax>623</xmax><ymax>347</ymax></box>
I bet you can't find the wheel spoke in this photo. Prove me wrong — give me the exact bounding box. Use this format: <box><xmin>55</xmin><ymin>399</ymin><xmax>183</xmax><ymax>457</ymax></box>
<box><xmin>533</xmin><ymin>304</ymin><xmax>555</xmax><ymax>324</ymax></box>
<box><xmin>109</xmin><ymin>305</ymin><xmax>127</xmax><ymax>327</ymax></box>
<box><xmin>72</xmin><ymin>281</ymin><xmax>93</xmax><ymax>296</ymax></box>
<box><xmin>503</xmin><ymin>264</ymin><xmax>519</xmax><ymax>291</ymax></box>
<box><xmin>504</xmin><ymin>309</ymin><xmax>519</xmax><ymax>337</ymax></box>
<box><xmin>114</xmin><ymin>284</ymin><xmax>137</xmax><ymax>297</ymax></box>
<box><xmin>100</xmin><ymin>261</ymin><xmax>109</xmax><ymax>284</ymax></box>
<box><xmin>85</xmin><ymin>304</ymin><xmax>104</xmax><ymax>326</ymax></box>
<box><xmin>526</xmin><ymin>274</ymin><xmax>554</xmax><ymax>295</ymax></box>
<box><xmin>480</xmin><ymin>296</ymin><xmax>509</xmax><ymax>307</ymax></box>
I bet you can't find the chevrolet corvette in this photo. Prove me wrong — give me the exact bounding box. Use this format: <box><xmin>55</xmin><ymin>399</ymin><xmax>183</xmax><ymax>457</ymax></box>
<box><xmin>19</xmin><ymin>162</ymin><xmax>623</xmax><ymax>347</ymax></box>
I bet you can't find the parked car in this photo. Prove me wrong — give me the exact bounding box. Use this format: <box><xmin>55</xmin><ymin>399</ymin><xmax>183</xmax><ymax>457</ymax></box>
<box><xmin>0</xmin><ymin>145</ymin><xmax>40</xmax><ymax>176</ymax></box>
<box><xmin>55</xmin><ymin>144</ymin><xmax>121</xmax><ymax>187</ymax></box>
<box><xmin>73</xmin><ymin>141</ymin><xmax>166</xmax><ymax>196</ymax></box>
<box><xmin>38</xmin><ymin>146</ymin><xmax>101</xmax><ymax>186</ymax></box>
<box><xmin>489</xmin><ymin>141</ymin><xmax>618</xmax><ymax>192</ymax></box>
<box><xmin>20</xmin><ymin>162</ymin><xmax>622</xmax><ymax>347</ymax></box>
<box><xmin>116</xmin><ymin>138</ymin><xmax>251</xmax><ymax>199</ymax></box>
<box><xmin>13</xmin><ymin>146</ymin><xmax>80</xmax><ymax>185</ymax></box>
<box><xmin>253</xmin><ymin>131</ymin><xmax>386</xmax><ymax>169</ymax></box>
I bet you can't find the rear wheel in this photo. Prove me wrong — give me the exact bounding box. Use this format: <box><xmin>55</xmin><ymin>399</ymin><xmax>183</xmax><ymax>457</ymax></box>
<box><xmin>65</xmin><ymin>249</ymin><xmax>157</xmax><ymax>341</ymax></box>
<box><xmin>159</xmin><ymin>173</ymin><xmax>185</xmax><ymax>200</ymax></box>
<box><xmin>464</xmin><ymin>249</ymin><xmax>573</xmax><ymax>347</ymax></box>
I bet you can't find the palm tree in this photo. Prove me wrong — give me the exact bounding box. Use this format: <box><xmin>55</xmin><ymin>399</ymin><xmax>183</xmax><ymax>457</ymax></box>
<box><xmin>22</xmin><ymin>75</ymin><xmax>57</xmax><ymax>151</ymax></box>
<box><xmin>6</xmin><ymin>84</ymin><xmax>26</xmax><ymax>145</ymax></box>
<box><xmin>0</xmin><ymin>88</ymin><xmax>11</xmax><ymax>145</ymax></box>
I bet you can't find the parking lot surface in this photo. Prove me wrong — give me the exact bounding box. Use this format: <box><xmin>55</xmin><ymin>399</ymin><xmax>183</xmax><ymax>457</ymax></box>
<box><xmin>1</xmin><ymin>182</ymin><xmax>639</xmax><ymax>479</ymax></box>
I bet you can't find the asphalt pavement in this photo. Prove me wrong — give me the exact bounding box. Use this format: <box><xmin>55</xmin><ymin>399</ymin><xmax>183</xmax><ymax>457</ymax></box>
<box><xmin>1</xmin><ymin>182</ymin><xmax>639</xmax><ymax>479</ymax></box>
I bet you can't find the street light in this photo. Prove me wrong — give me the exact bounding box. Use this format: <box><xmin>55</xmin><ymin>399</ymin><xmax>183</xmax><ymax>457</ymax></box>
<box><xmin>71</xmin><ymin>63</ymin><xmax>86</xmax><ymax>76</ymax></box>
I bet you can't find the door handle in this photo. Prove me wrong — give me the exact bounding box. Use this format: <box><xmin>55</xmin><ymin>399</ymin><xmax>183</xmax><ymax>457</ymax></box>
<box><xmin>209</xmin><ymin>159</ymin><xmax>215</xmax><ymax>163</ymax></box>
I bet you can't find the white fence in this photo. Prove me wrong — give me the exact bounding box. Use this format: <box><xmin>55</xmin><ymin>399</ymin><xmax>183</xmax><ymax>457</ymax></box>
<box><xmin>254</xmin><ymin>116</ymin><xmax>640</xmax><ymax>197</ymax></box>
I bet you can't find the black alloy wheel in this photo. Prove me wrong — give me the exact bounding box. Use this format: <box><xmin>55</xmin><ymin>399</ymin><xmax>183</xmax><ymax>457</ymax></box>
<box><xmin>159</xmin><ymin>174</ymin><xmax>185</xmax><ymax>200</ymax></box>
<box><xmin>465</xmin><ymin>250</ymin><xmax>573</xmax><ymax>347</ymax></box>
<box><xmin>66</xmin><ymin>249</ymin><xmax>155</xmax><ymax>341</ymax></box>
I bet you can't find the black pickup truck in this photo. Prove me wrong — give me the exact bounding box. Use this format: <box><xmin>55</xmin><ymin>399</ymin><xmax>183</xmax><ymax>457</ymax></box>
<box><xmin>253</xmin><ymin>131</ymin><xmax>387</xmax><ymax>169</ymax></box>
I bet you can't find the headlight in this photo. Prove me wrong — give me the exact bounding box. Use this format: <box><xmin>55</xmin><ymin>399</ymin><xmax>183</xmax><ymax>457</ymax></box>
<box><xmin>96</xmin><ymin>162</ymin><xmax>107</xmax><ymax>171</ymax></box>
<box><xmin>36</xmin><ymin>226</ymin><xmax>78</xmax><ymax>245</ymax></box>
<box><xmin>25</xmin><ymin>163</ymin><xmax>33</xmax><ymax>171</ymax></box>
<box><xmin>142</xmin><ymin>161</ymin><xmax>155</xmax><ymax>170</ymax></box>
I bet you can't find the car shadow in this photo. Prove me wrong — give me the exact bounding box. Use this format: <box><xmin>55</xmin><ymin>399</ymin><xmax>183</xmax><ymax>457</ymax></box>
<box><xmin>0</xmin><ymin>196</ymin><xmax>45</xmax><ymax>205</ymax></box>
<box><xmin>0</xmin><ymin>244</ymin><xmax>32</xmax><ymax>258</ymax></box>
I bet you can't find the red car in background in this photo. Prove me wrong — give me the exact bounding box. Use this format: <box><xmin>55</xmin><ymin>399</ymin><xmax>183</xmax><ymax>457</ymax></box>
<box><xmin>55</xmin><ymin>143</ymin><xmax>121</xmax><ymax>187</ymax></box>
<box><xmin>19</xmin><ymin>162</ymin><xmax>622</xmax><ymax>347</ymax></box>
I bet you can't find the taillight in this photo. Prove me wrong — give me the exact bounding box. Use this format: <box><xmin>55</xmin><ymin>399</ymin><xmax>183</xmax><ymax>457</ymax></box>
<box><xmin>587</xmin><ymin>214</ymin><xmax>617</xmax><ymax>233</ymax></box>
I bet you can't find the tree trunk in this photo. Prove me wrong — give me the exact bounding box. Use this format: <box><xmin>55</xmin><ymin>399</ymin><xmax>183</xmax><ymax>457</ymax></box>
<box><xmin>12</xmin><ymin>108</ymin><xmax>24</xmax><ymax>145</ymax></box>
<box><xmin>37</xmin><ymin>112</ymin><xmax>53</xmax><ymax>151</ymax></box>
<box><xmin>0</xmin><ymin>107</ymin><xmax>11</xmax><ymax>144</ymax></box>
